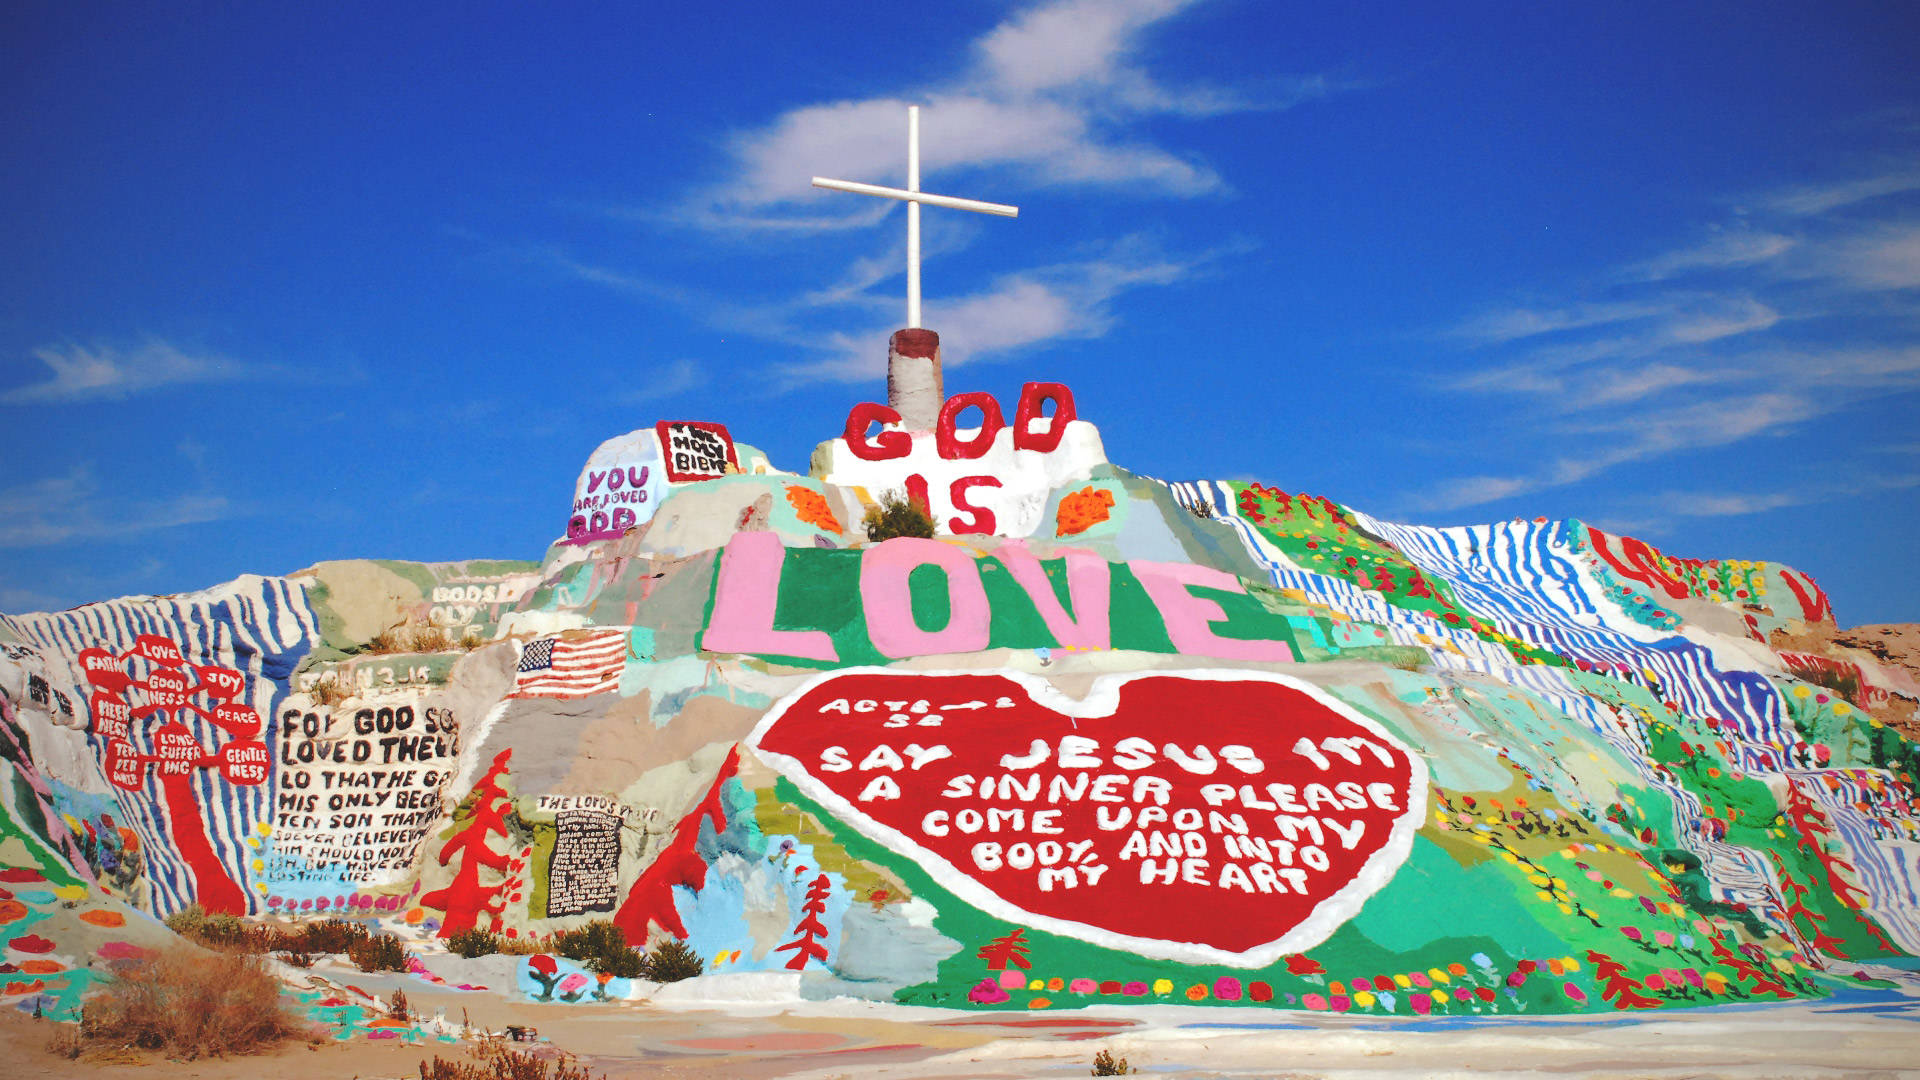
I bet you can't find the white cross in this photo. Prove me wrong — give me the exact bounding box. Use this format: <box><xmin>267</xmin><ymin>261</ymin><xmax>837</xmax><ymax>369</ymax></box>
<box><xmin>812</xmin><ymin>106</ymin><xmax>1018</xmax><ymax>329</ymax></box>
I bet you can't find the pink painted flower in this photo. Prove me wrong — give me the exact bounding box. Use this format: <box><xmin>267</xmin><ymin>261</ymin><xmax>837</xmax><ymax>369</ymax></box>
<box><xmin>1302</xmin><ymin>993</ymin><xmax>1328</xmax><ymax>1011</ymax></box>
<box><xmin>1620</xmin><ymin>926</ymin><xmax>1643</xmax><ymax>942</ymax></box>
<box><xmin>1654</xmin><ymin>931</ymin><xmax>1675</xmax><ymax>947</ymax></box>
<box><xmin>1330</xmin><ymin>995</ymin><xmax>1351</xmax><ymax>1013</ymax></box>
<box><xmin>1351</xmin><ymin>976</ymin><xmax>1372</xmax><ymax>993</ymax></box>
<box><xmin>1410</xmin><ymin>971</ymin><xmax>1432</xmax><ymax>988</ymax></box>
<box><xmin>968</xmin><ymin>978</ymin><xmax>1010</xmax><ymax>1004</ymax></box>
<box><xmin>1122</xmin><ymin>982</ymin><xmax>1148</xmax><ymax>997</ymax></box>
<box><xmin>1212</xmin><ymin>977</ymin><xmax>1242</xmax><ymax>1001</ymax></box>
<box><xmin>1069</xmin><ymin>978</ymin><xmax>1097</xmax><ymax>994</ymax></box>
<box><xmin>1410</xmin><ymin>993</ymin><xmax>1431</xmax><ymax>1015</ymax></box>
<box><xmin>1564</xmin><ymin>982</ymin><xmax>1588</xmax><ymax>1003</ymax></box>
<box><xmin>1000</xmin><ymin>970</ymin><xmax>1027</xmax><ymax>990</ymax></box>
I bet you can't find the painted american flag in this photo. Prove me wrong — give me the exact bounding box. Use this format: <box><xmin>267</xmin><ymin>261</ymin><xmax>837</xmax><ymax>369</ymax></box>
<box><xmin>511</xmin><ymin>631</ymin><xmax>626</xmax><ymax>698</ymax></box>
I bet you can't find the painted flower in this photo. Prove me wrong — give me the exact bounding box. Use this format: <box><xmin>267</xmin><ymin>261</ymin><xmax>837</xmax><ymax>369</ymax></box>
<box><xmin>1427</xmin><ymin>967</ymin><xmax>1450</xmax><ymax>984</ymax></box>
<box><xmin>1447</xmin><ymin>963</ymin><xmax>1468</xmax><ymax>976</ymax></box>
<box><xmin>1545</xmin><ymin>957</ymin><xmax>1565</xmax><ymax>975</ymax></box>
<box><xmin>1452</xmin><ymin>988</ymin><xmax>1470</xmax><ymax>1002</ymax></box>
<box><xmin>1249</xmin><ymin>981</ymin><xmax>1273</xmax><ymax>1003</ymax></box>
<box><xmin>968</xmin><ymin>978</ymin><xmax>1010</xmax><ymax>1004</ymax></box>
<box><xmin>527</xmin><ymin>954</ymin><xmax>557</xmax><ymax>976</ymax></box>
<box><xmin>1027</xmin><ymin>997</ymin><xmax>1052</xmax><ymax>1009</ymax></box>
<box><xmin>1393</xmin><ymin>973</ymin><xmax>1412</xmax><ymax>989</ymax></box>
<box><xmin>1285</xmin><ymin>954</ymin><xmax>1324</xmax><ymax>976</ymax></box>
<box><xmin>1563</xmin><ymin>982</ymin><xmax>1588</xmax><ymax>1003</ymax></box>
<box><xmin>1000</xmin><ymin>971</ymin><xmax>1027</xmax><ymax>990</ymax></box>
<box><xmin>1682</xmin><ymin>968</ymin><xmax>1704</xmax><ymax>988</ymax></box>
<box><xmin>1212</xmin><ymin>977</ymin><xmax>1241</xmax><ymax>1001</ymax></box>
<box><xmin>1507</xmin><ymin>971</ymin><xmax>1527</xmax><ymax>987</ymax></box>
<box><xmin>1330</xmin><ymin>995</ymin><xmax>1351</xmax><ymax>1013</ymax></box>
<box><xmin>1410</xmin><ymin>993</ymin><xmax>1432</xmax><ymax>1015</ymax></box>
<box><xmin>1100</xmin><ymin>980</ymin><xmax>1122</xmax><ymax>994</ymax></box>
<box><xmin>1430</xmin><ymin>989</ymin><xmax>1449</xmax><ymax>1004</ymax></box>
<box><xmin>1474</xmin><ymin>987</ymin><xmax>1495</xmax><ymax>1002</ymax></box>
<box><xmin>1152</xmin><ymin>979</ymin><xmax>1173</xmax><ymax>996</ymax></box>
<box><xmin>1328</xmin><ymin>980</ymin><xmax>1346</xmax><ymax>996</ymax></box>
<box><xmin>1654</xmin><ymin>931</ymin><xmax>1674</xmax><ymax>947</ymax></box>
<box><xmin>1645</xmin><ymin>973</ymin><xmax>1666</xmax><ymax>990</ymax></box>
<box><xmin>1122</xmin><ymin>982</ymin><xmax>1148</xmax><ymax>997</ymax></box>
<box><xmin>558</xmin><ymin>973</ymin><xmax>589</xmax><ymax>998</ymax></box>
<box><xmin>78</xmin><ymin>910</ymin><xmax>124</xmax><ymax>928</ymax></box>
<box><xmin>1377</xmin><ymin>991</ymin><xmax>1396</xmax><ymax>1012</ymax></box>
<box><xmin>1302</xmin><ymin>993</ymin><xmax>1328</xmax><ymax>1011</ymax></box>
<box><xmin>1619</xmin><ymin>926</ymin><xmax>1643</xmax><ymax>942</ymax></box>
<box><xmin>1069</xmin><ymin>978</ymin><xmax>1097</xmax><ymax>994</ymax></box>
<box><xmin>1350</xmin><ymin>976</ymin><xmax>1372</xmax><ymax>993</ymax></box>
<box><xmin>1353</xmin><ymin>991</ymin><xmax>1376</xmax><ymax>1008</ymax></box>
<box><xmin>8</xmin><ymin>935</ymin><xmax>54</xmax><ymax>954</ymax></box>
<box><xmin>1046</xmin><ymin>977</ymin><xmax>1065</xmax><ymax>992</ymax></box>
<box><xmin>1410</xmin><ymin>971</ymin><xmax>1432</xmax><ymax>988</ymax></box>
<box><xmin>0</xmin><ymin>900</ymin><xmax>26</xmax><ymax>925</ymax></box>
<box><xmin>1185</xmin><ymin>984</ymin><xmax>1208</xmax><ymax>1001</ymax></box>
<box><xmin>1516</xmin><ymin>959</ymin><xmax>1537</xmax><ymax>974</ymax></box>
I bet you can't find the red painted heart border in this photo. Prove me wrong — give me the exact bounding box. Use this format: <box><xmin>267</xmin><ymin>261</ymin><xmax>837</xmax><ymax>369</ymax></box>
<box><xmin>747</xmin><ymin>667</ymin><xmax>1429</xmax><ymax>967</ymax></box>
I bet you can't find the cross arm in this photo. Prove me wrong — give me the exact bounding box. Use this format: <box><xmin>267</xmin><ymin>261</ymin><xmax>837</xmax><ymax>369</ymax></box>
<box><xmin>811</xmin><ymin>177</ymin><xmax>1018</xmax><ymax>218</ymax></box>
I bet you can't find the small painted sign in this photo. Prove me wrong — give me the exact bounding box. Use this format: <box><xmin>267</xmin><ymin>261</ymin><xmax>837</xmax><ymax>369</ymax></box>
<box><xmin>656</xmin><ymin>420</ymin><xmax>737</xmax><ymax>483</ymax></box>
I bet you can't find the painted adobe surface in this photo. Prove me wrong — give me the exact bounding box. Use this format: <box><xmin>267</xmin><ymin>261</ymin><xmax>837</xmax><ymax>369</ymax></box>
<box><xmin>1</xmin><ymin>391</ymin><xmax>1918</xmax><ymax>1021</ymax></box>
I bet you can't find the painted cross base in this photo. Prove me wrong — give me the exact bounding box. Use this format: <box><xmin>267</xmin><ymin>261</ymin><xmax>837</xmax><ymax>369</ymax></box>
<box><xmin>887</xmin><ymin>328</ymin><xmax>943</xmax><ymax>432</ymax></box>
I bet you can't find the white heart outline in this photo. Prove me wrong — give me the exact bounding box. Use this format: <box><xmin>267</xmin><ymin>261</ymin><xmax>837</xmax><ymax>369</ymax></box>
<box><xmin>747</xmin><ymin>666</ymin><xmax>1429</xmax><ymax>968</ymax></box>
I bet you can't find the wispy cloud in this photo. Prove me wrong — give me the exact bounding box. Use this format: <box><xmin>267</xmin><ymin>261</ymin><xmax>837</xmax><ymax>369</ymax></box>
<box><xmin>542</xmin><ymin>0</ymin><xmax>1325</xmax><ymax>384</ymax></box>
<box><xmin>683</xmin><ymin>0</ymin><xmax>1335</xmax><ymax>230</ymax></box>
<box><xmin>622</xmin><ymin>358</ymin><xmax>706</xmax><ymax>401</ymax></box>
<box><xmin>0</xmin><ymin>465</ymin><xmax>233</xmax><ymax>548</ymax></box>
<box><xmin>2</xmin><ymin>339</ymin><xmax>252</xmax><ymax>404</ymax></box>
<box><xmin>1419</xmin><ymin>156</ymin><xmax>1920</xmax><ymax>512</ymax></box>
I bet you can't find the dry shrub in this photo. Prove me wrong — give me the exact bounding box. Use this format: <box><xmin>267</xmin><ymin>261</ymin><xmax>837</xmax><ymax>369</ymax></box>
<box><xmin>368</xmin><ymin>626</ymin><xmax>411</xmax><ymax>654</ymax></box>
<box><xmin>421</xmin><ymin>1039</ymin><xmax>600</xmax><ymax>1080</ymax></box>
<box><xmin>447</xmin><ymin>928</ymin><xmax>501</xmax><ymax>958</ymax></box>
<box><xmin>301</xmin><ymin>918</ymin><xmax>371</xmax><ymax>954</ymax></box>
<box><xmin>493</xmin><ymin>935</ymin><xmax>546</xmax><ymax>956</ymax></box>
<box><xmin>407</xmin><ymin>625</ymin><xmax>453</xmax><ymax>652</ymax></box>
<box><xmin>347</xmin><ymin>933</ymin><xmax>411</xmax><ymax>972</ymax></box>
<box><xmin>307</xmin><ymin>676</ymin><xmax>355</xmax><ymax>706</ymax></box>
<box><xmin>388</xmin><ymin>988</ymin><xmax>411</xmax><ymax>1022</ymax></box>
<box><xmin>1092</xmin><ymin>1048</ymin><xmax>1135</xmax><ymax>1075</ymax></box>
<box><xmin>640</xmin><ymin>939</ymin><xmax>702</xmax><ymax>983</ymax></box>
<box><xmin>77</xmin><ymin>949</ymin><xmax>304</xmax><ymax>1059</ymax></box>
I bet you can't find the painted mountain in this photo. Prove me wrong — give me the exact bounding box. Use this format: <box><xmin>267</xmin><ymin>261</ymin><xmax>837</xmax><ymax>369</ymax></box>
<box><xmin>4</xmin><ymin>388</ymin><xmax>1917</xmax><ymax>1019</ymax></box>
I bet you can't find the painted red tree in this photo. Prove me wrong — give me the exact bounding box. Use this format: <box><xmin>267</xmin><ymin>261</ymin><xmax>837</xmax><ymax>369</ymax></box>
<box><xmin>975</xmin><ymin>927</ymin><xmax>1032</xmax><ymax>972</ymax></box>
<box><xmin>775</xmin><ymin>872</ymin><xmax>832</xmax><ymax>970</ymax></box>
<box><xmin>1784</xmin><ymin>782</ymin><xmax>1870</xmax><ymax>911</ymax></box>
<box><xmin>1583</xmin><ymin>949</ymin><xmax>1663</xmax><ymax>1009</ymax></box>
<box><xmin>79</xmin><ymin>634</ymin><xmax>268</xmax><ymax>915</ymax></box>
<box><xmin>419</xmin><ymin>749</ymin><xmax>515</xmax><ymax>937</ymax></box>
<box><xmin>1706</xmin><ymin>932</ymin><xmax>1793</xmax><ymax>999</ymax></box>
<box><xmin>612</xmin><ymin>746</ymin><xmax>741</xmax><ymax>945</ymax></box>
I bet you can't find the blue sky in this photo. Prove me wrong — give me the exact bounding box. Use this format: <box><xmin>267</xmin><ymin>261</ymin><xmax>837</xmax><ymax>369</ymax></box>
<box><xmin>3</xmin><ymin>1</ymin><xmax>1917</xmax><ymax>624</ymax></box>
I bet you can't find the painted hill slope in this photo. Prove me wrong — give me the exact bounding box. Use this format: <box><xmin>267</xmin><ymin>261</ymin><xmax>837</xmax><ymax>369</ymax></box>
<box><xmin>2</xmin><ymin>391</ymin><xmax>1917</xmax><ymax>1021</ymax></box>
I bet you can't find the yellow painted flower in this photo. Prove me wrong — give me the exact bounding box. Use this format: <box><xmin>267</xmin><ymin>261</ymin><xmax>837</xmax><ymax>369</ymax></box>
<box><xmin>1428</xmin><ymin>967</ymin><xmax>1450</xmax><ymax>984</ymax></box>
<box><xmin>1029</xmin><ymin>979</ymin><xmax>1044</xmax><ymax>991</ymax></box>
<box><xmin>1353</xmin><ymin>991</ymin><xmax>1375</xmax><ymax>1007</ymax></box>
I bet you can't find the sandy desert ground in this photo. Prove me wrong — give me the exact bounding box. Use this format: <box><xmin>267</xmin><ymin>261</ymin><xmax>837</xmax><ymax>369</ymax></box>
<box><xmin>8</xmin><ymin>984</ymin><xmax>1920</xmax><ymax>1080</ymax></box>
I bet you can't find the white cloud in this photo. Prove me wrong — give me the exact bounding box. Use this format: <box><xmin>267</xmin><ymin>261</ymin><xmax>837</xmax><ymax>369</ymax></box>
<box><xmin>773</xmin><ymin>237</ymin><xmax>1217</xmax><ymax>385</ymax></box>
<box><xmin>0</xmin><ymin>466</ymin><xmax>232</xmax><ymax>548</ymax></box>
<box><xmin>2</xmin><ymin>340</ymin><xmax>249</xmax><ymax>404</ymax></box>
<box><xmin>621</xmin><ymin>358</ymin><xmax>706</xmax><ymax>402</ymax></box>
<box><xmin>1420</xmin><ymin>160</ymin><xmax>1920</xmax><ymax>512</ymax></box>
<box><xmin>689</xmin><ymin>0</ymin><xmax>1327</xmax><ymax>229</ymax></box>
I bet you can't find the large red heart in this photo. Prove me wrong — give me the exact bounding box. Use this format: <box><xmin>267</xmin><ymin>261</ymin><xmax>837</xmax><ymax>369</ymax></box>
<box><xmin>749</xmin><ymin>669</ymin><xmax>1426</xmax><ymax>967</ymax></box>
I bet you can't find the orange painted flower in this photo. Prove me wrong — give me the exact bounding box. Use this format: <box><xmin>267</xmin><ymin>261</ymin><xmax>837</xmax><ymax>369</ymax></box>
<box><xmin>1026</xmin><ymin>996</ymin><xmax>1052</xmax><ymax>1009</ymax></box>
<box><xmin>79</xmin><ymin>909</ymin><xmax>126</xmax><ymax>928</ymax></box>
<box><xmin>0</xmin><ymin>899</ymin><xmax>26</xmax><ymax>925</ymax></box>
<box><xmin>1185</xmin><ymin>984</ymin><xmax>1209</xmax><ymax>1000</ymax></box>
<box><xmin>1055</xmin><ymin>486</ymin><xmax>1116</xmax><ymax>537</ymax></box>
<box><xmin>785</xmin><ymin>486</ymin><xmax>843</xmax><ymax>533</ymax></box>
<box><xmin>20</xmin><ymin>960</ymin><xmax>63</xmax><ymax>975</ymax></box>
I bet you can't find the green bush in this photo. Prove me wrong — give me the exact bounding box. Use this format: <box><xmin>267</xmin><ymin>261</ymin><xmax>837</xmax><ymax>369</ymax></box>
<box><xmin>640</xmin><ymin>939</ymin><xmax>703</xmax><ymax>983</ymax></box>
<box><xmin>862</xmin><ymin>491</ymin><xmax>935</xmax><ymax>541</ymax></box>
<box><xmin>346</xmin><ymin>933</ymin><xmax>410</xmax><ymax>973</ymax></box>
<box><xmin>445</xmin><ymin>928</ymin><xmax>500</xmax><ymax>958</ymax></box>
